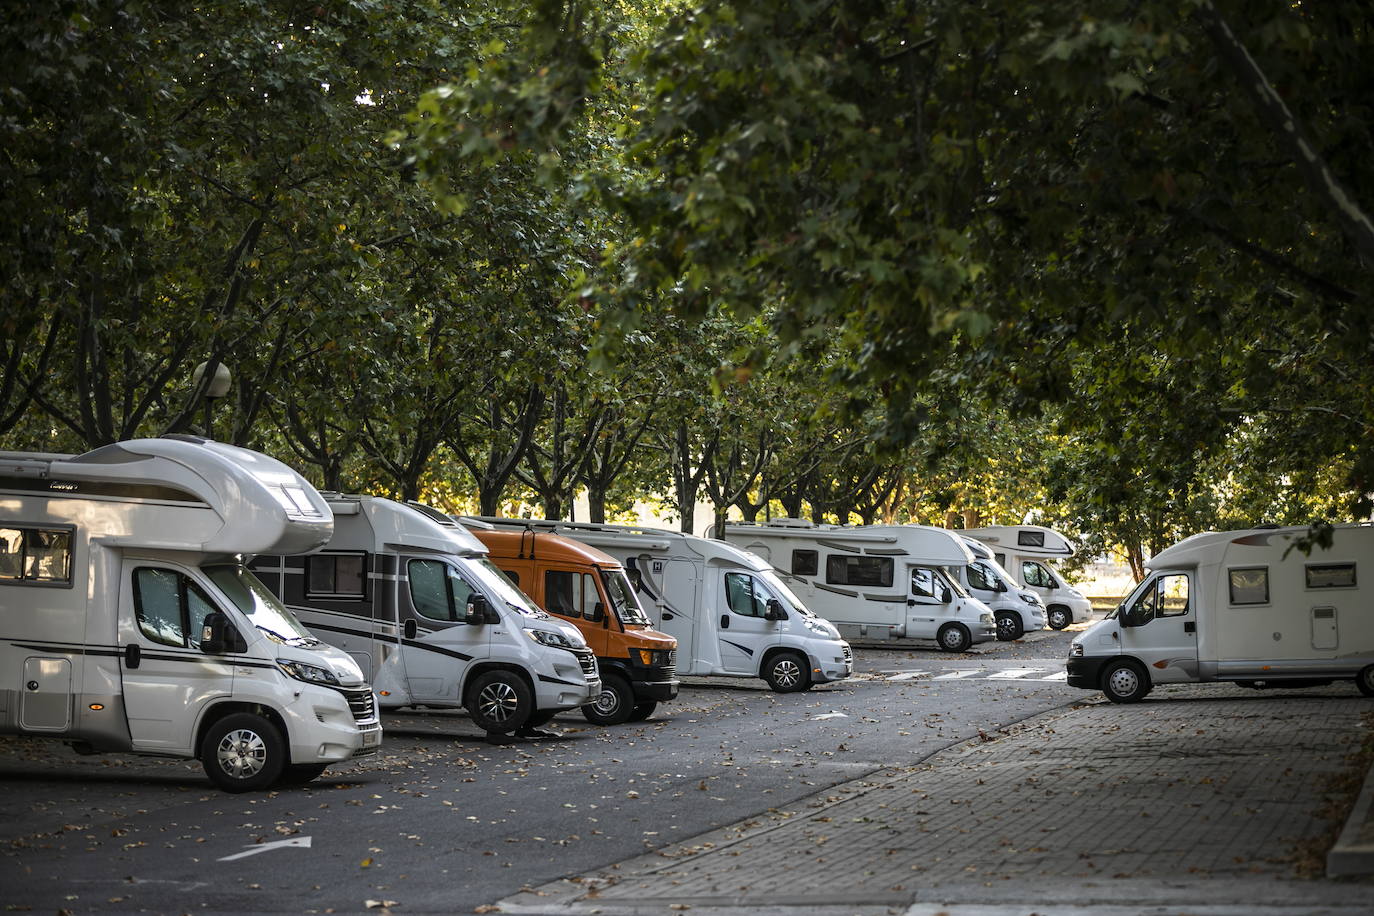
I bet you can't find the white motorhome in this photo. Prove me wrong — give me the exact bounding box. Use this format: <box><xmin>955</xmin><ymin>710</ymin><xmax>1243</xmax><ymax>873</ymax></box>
<box><xmin>958</xmin><ymin>536</ymin><xmax>1046</xmax><ymax>641</ymax></box>
<box><xmin>1068</xmin><ymin>524</ymin><xmax>1374</xmax><ymax>702</ymax></box>
<box><xmin>467</xmin><ymin>518</ymin><xmax>852</xmax><ymax>692</ymax></box>
<box><xmin>0</xmin><ymin>437</ymin><xmax>381</xmax><ymax>792</ymax></box>
<box><xmin>249</xmin><ymin>496</ymin><xmax>599</xmax><ymax>738</ymax></box>
<box><xmin>961</xmin><ymin>525</ymin><xmax>1093</xmax><ymax>629</ymax></box>
<box><xmin>722</xmin><ymin>520</ymin><xmax>997</xmax><ymax>652</ymax></box>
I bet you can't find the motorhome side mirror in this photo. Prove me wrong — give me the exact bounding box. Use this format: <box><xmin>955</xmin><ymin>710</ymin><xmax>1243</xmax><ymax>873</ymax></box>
<box><xmin>200</xmin><ymin>612</ymin><xmax>245</xmax><ymax>654</ymax></box>
<box><xmin>764</xmin><ymin>598</ymin><xmax>787</xmax><ymax>621</ymax></box>
<box><xmin>939</xmin><ymin>585</ymin><xmax>952</xmax><ymax>603</ymax></box>
<box><xmin>995</xmin><ymin>580</ymin><xmax>1008</xmax><ymax>592</ymax></box>
<box><xmin>590</xmin><ymin>601</ymin><xmax>605</xmax><ymax>624</ymax></box>
<box><xmin>465</xmin><ymin>593</ymin><xmax>491</xmax><ymax>626</ymax></box>
<box><xmin>1122</xmin><ymin>604</ymin><xmax>1149</xmax><ymax>628</ymax></box>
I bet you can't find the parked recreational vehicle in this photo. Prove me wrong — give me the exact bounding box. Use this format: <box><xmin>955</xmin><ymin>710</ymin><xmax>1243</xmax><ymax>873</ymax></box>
<box><xmin>1068</xmin><ymin>524</ymin><xmax>1374</xmax><ymax>702</ymax></box>
<box><xmin>468</xmin><ymin>524</ymin><xmax>679</xmax><ymax>725</ymax></box>
<box><xmin>722</xmin><ymin>520</ymin><xmax>997</xmax><ymax>651</ymax></box>
<box><xmin>957</xmin><ymin>536</ymin><xmax>1046</xmax><ymax>641</ymax></box>
<box><xmin>250</xmin><ymin>496</ymin><xmax>599</xmax><ymax>738</ymax></box>
<box><xmin>467</xmin><ymin>519</ymin><xmax>851</xmax><ymax>692</ymax></box>
<box><xmin>0</xmin><ymin>437</ymin><xmax>381</xmax><ymax>792</ymax></box>
<box><xmin>961</xmin><ymin>525</ymin><xmax>1093</xmax><ymax>629</ymax></box>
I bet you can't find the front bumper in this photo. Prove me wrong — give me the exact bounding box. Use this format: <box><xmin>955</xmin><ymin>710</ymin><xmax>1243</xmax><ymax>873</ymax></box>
<box><xmin>971</xmin><ymin>625</ymin><xmax>998</xmax><ymax>645</ymax></box>
<box><xmin>630</xmin><ymin>677</ymin><xmax>680</xmax><ymax>702</ymax></box>
<box><xmin>1066</xmin><ymin>655</ymin><xmax>1112</xmax><ymax>689</ymax></box>
<box><xmin>814</xmin><ymin>644</ymin><xmax>853</xmax><ymax>683</ymax></box>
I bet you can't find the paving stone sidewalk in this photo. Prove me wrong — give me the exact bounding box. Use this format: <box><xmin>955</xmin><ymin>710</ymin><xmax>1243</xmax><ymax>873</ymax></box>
<box><xmin>500</xmin><ymin>685</ymin><xmax>1374</xmax><ymax>915</ymax></box>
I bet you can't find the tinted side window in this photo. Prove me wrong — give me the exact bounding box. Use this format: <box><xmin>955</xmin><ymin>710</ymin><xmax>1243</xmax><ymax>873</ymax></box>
<box><xmin>792</xmin><ymin>550</ymin><xmax>818</xmax><ymax>577</ymax></box>
<box><xmin>409</xmin><ymin>559</ymin><xmax>453</xmax><ymax>621</ymax></box>
<box><xmin>0</xmin><ymin>525</ymin><xmax>74</xmax><ymax>586</ymax></box>
<box><xmin>1023</xmin><ymin>561</ymin><xmax>1056</xmax><ymax>589</ymax></box>
<box><xmin>545</xmin><ymin>570</ymin><xmax>597</xmax><ymax>618</ymax></box>
<box><xmin>967</xmin><ymin>562</ymin><xmax>997</xmax><ymax>591</ymax></box>
<box><xmin>826</xmin><ymin>555</ymin><xmax>894</xmax><ymax>588</ymax></box>
<box><xmin>133</xmin><ymin>568</ymin><xmax>211</xmax><ymax>649</ymax></box>
<box><xmin>724</xmin><ymin>572</ymin><xmax>766</xmax><ymax>617</ymax></box>
<box><xmin>307</xmin><ymin>553</ymin><xmax>367</xmax><ymax>598</ymax></box>
<box><xmin>911</xmin><ymin>567</ymin><xmax>936</xmax><ymax>599</ymax></box>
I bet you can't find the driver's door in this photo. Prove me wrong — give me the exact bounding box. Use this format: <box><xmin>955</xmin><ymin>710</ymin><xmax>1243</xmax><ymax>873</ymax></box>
<box><xmin>905</xmin><ymin>566</ymin><xmax>948</xmax><ymax>638</ymax></box>
<box><xmin>399</xmin><ymin>558</ymin><xmax>489</xmax><ymax>703</ymax></box>
<box><xmin>717</xmin><ymin>571</ymin><xmax>779</xmax><ymax>673</ymax></box>
<box><xmin>1118</xmin><ymin>572</ymin><xmax>1198</xmax><ymax>683</ymax></box>
<box><xmin>118</xmin><ymin>561</ymin><xmax>235</xmax><ymax>752</ymax></box>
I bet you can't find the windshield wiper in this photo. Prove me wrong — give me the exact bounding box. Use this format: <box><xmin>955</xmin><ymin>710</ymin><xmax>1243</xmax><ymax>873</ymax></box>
<box><xmin>257</xmin><ymin>624</ymin><xmax>315</xmax><ymax>646</ymax></box>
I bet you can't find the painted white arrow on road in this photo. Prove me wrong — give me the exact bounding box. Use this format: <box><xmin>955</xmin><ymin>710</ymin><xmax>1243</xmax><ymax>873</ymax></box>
<box><xmin>218</xmin><ymin>836</ymin><xmax>312</xmax><ymax>862</ymax></box>
<box><xmin>811</xmin><ymin>711</ymin><xmax>848</xmax><ymax>720</ymax></box>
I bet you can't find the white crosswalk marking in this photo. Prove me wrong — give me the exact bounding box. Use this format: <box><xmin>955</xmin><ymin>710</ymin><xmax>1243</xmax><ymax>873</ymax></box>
<box><xmin>987</xmin><ymin>667</ymin><xmax>1043</xmax><ymax>679</ymax></box>
<box><xmin>886</xmin><ymin>671</ymin><xmax>928</xmax><ymax>681</ymax></box>
<box><xmin>932</xmin><ymin>669</ymin><xmax>985</xmax><ymax>680</ymax></box>
<box><xmin>884</xmin><ymin>666</ymin><xmax>1069</xmax><ymax>683</ymax></box>
<box><xmin>1042</xmin><ymin>670</ymin><xmax>1069</xmax><ymax>681</ymax></box>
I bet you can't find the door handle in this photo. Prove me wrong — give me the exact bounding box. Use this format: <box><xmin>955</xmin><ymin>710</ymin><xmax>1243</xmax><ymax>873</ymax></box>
<box><xmin>720</xmin><ymin>615</ymin><xmax>729</xmax><ymax>629</ymax></box>
<box><xmin>124</xmin><ymin>644</ymin><xmax>141</xmax><ymax>669</ymax></box>
<box><xmin>1184</xmin><ymin>621</ymin><xmax>1196</xmax><ymax>634</ymax></box>
<box><xmin>906</xmin><ymin>599</ymin><xmax>916</xmax><ymax>607</ymax></box>
<box><xmin>662</xmin><ymin>611</ymin><xmax>674</xmax><ymax>620</ymax></box>
<box><xmin>404</xmin><ymin>619</ymin><xmax>417</xmax><ymax>640</ymax></box>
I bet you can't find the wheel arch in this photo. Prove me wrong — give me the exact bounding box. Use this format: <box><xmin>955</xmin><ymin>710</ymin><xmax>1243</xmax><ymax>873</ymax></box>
<box><xmin>460</xmin><ymin>662</ymin><xmax>536</xmax><ymax>706</ymax></box>
<box><xmin>758</xmin><ymin>645</ymin><xmax>811</xmax><ymax>678</ymax></box>
<box><xmin>195</xmin><ymin>701</ymin><xmax>291</xmax><ymax>763</ymax></box>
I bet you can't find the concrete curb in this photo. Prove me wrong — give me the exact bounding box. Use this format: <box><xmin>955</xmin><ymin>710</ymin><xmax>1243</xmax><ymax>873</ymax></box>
<box><xmin>1328</xmin><ymin>757</ymin><xmax>1374</xmax><ymax>877</ymax></box>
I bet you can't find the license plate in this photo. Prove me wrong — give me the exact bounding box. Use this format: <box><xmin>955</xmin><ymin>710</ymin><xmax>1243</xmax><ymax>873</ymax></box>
<box><xmin>362</xmin><ymin>730</ymin><xmax>381</xmax><ymax>747</ymax></box>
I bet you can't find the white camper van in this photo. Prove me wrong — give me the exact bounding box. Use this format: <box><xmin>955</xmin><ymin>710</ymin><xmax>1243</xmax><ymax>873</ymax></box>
<box><xmin>1068</xmin><ymin>524</ymin><xmax>1374</xmax><ymax>702</ymax></box>
<box><xmin>249</xmin><ymin>496</ymin><xmax>599</xmax><ymax>737</ymax></box>
<box><xmin>467</xmin><ymin>518</ymin><xmax>853</xmax><ymax>692</ymax></box>
<box><xmin>962</xmin><ymin>525</ymin><xmax>1093</xmax><ymax>629</ymax></box>
<box><xmin>958</xmin><ymin>536</ymin><xmax>1046</xmax><ymax>641</ymax></box>
<box><xmin>722</xmin><ymin>520</ymin><xmax>997</xmax><ymax>652</ymax></box>
<box><xmin>0</xmin><ymin>437</ymin><xmax>381</xmax><ymax>792</ymax></box>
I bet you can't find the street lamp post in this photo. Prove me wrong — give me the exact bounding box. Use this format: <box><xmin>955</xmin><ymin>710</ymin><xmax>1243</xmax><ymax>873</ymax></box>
<box><xmin>191</xmin><ymin>361</ymin><xmax>232</xmax><ymax>440</ymax></box>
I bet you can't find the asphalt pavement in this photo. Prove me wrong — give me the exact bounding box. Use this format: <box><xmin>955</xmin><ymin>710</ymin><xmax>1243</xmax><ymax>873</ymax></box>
<box><xmin>499</xmin><ymin>680</ymin><xmax>1374</xmax><ymax>916</ymax></box>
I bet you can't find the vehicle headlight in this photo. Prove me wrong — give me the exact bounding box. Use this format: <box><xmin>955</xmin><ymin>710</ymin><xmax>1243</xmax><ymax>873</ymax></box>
<box><xmin>980</xmin><ymin>613</ymin><xmax>994</xmax><ymax>625</ymax></box>
<box><xmin>277</xmin><ymin>659</ymin><xmax>340</xmax><ymax>686</ymax></box>
<box><xmin>526</xmin><ymin>627</ymin><xmax>577</xmax><ymax>650</ymax></box>
<box><xmin>1069</xmin><ymin>643</ymin><xmax>1084</xmax><ymax>657</ymax></box>
<box><xmin>804</xmin><ymin>618</ymin><xmax>835</xmax><ymax>637</ymax></box>
<box><xmin>636</xmin><ymin>648</ymin><xmax>672</xmax><ymax>666</ymax></box>
<box><xmin>1022</xmin><ymin>592</ymin><xmax>1042</xmax><ymax>606</ymax></box>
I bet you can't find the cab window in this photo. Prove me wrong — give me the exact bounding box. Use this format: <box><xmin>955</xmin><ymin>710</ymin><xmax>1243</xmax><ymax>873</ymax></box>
<box><xmin>408</xmin><ymin>559</ymin><xmax>477</xmax><ymax>622</ymax></box>
<box><xmin>1023</xmin><ymin>561</ymin><xmax>1058</xmax><ymax>589</ymax></box>
<box><xmin>724</xmin><ymin>572</ymin><xmax>767</xmax><ymax>617</ymax></box>
<box><xmin>133</xmin><ymin>567</ymin><xmax>211</xmax><ymax>649</ymax></box>
<box><xmin>967</xmin><ymin>562</ymin><xmax>998</xmax><ymax>592</ymax></box>
<box><xmin>1126</xmin><ymin>574</ymin><xmax>1189</xmax><ymax>624</ymax></box>
<box><xmin>545</xmin><ymin>570</ymin><xmax>598</xmax><ymax>619</ymax></box>
<box><xmin>911</xmin><ymin>567</ymin><xmax>937</xmax><ymax>599</ymax></box>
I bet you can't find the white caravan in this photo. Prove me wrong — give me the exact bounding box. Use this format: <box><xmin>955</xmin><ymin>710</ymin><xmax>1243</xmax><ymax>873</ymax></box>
<box><xmin>467</xmin><ymin>518</ymin><xmax>853</xmax><ymax>692</ymax></box>
<box><xmin>1068</xmin><ymin>524</ymin><xmax>1374</xmax><ymax>702</ymax></box>
<box><xmin>722</xmin><ymin>520</ymin><xmax>997</xmax><ymax>652</ymax></box>
<box><xmin>250</xmin><ymin>496</ymin><xmax>599</xmax><ymax>737</ymax></box>
<box><xmin>958</xmin><ymin>536</ymin><xmax>1046</xmax><ymax>641</ymax></box>
<box><xmin>0</xmin><ymin>437</ymin><xmax>381</xmax><ymax>792</ymax></box>
<box><xmin>961</xmin><ymin>525</ymin><xmax>1093</xmax><ymax>629</ymax></box>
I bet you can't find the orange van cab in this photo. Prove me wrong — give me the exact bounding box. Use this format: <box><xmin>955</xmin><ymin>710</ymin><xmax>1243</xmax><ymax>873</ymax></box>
<box><xmin>474</xmin><ymin>528</ymin><xmax>680</xmax><ymax>726</ymax></box>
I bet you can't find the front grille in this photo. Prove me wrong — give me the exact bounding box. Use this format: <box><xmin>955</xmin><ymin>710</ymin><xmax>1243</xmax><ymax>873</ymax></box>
<box><xmin>335</xmin><ymin>685</ymin><xmax>378</xmax><ymax>724</ymax></box>
<box><xmin>842</xmin><ymin>645</ymin><xmax>853</xmax><ymax>661</ymax></box>
<box><xmin>573</xmin><ymin>647</ymin><xmax>599</xmax><ymax>680</ymax></box>
<box><xmin>665</xmin><ymin>649</ymin><xmax>677</xmax><ymax>667</ymax></box>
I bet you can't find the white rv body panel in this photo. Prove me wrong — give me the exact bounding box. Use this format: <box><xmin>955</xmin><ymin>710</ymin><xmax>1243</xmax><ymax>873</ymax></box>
<box><xmin>0</xmin><ymin>438</ymin><xmax>381</xmax><ymax>789</ymax></box>
<box><xmin>250</xmin><ymin>497</ymin><xmax>600</xmax><ymax>731</ymax></box>
<box><xmin>958</xmin><ymin>536</ymin><xmax>1046</xmax><ymax>640</ymax></box>
<box><xmin>1068</xmin><ymin>524</ymin><xmax>1374</xmax><ymax>701</ymax></box>
<box><xmin>721</xmin><ymin>521</ymin><xmax>997</xmax><ymax>651</ymax></box>
<box><xmin>465</xmin><ymin>518</ymin><xmax>853</xmax><ymax>690</ymax></box>
<box><xmin>962</xmin><ymin>525</ymin><xmax>1093</xmax><ymax>628</ymax></box>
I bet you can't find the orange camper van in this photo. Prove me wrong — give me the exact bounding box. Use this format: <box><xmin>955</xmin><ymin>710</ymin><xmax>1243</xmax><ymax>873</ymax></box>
<box><xmin>473</xmin><ymin>527</ymin><xmax>679</xmax><ymax>726</ymax></box>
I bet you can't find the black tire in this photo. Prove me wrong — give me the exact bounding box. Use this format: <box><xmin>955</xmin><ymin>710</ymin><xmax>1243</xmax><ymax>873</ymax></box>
<box><xmin>627</xmin><ymin>701</ymin><xmax>658</xmax><ymax>722</ymax></box>
<box><xmin>278</xmin><ymin>763</ymin><xmax>329</xmax><ymax>785</ymax></box>
<box><xmin>582</xmin><ymin>674</ymin><xmax>635</xmax><ymax>726</ymax></box>
<box><xmin>937</xmin><ymin>623</ymin><xmax>972</xmax><ymax>653</ymax></box>
<box><xmin>200</xmin><ymin>713</ymin><xmax>287</xmax><ymax>793</ymax></box>
<box><xmin>1357</xmin><ymin>665</ymin><xmax>1374</xmax><ymax>698</ymax></box>
<box><xmin>466</xmin><ymin>670</ymin><xmax>534</xmax><ymax>734</ymax></box>
<box><xmin>1101</xmin><ymin>659</ymin><xmax>1151</xmax><ymax>703</ymax></box>
<box><xmin>995</xmin><ymin>612</ymin><xmax>1024</xmax><ymax>641</ymax></box>
<box><xmin>763</xmin><ymin>651</ymin><xmax>811</xmax><ymax>692</ymax></box>
<box><xmin>1047</xmin><ymin>606</ymin><xmax>1072</xmax><ymax>630</ymax></box>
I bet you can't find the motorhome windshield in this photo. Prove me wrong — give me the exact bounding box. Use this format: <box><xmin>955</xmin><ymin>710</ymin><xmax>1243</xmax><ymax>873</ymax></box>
<box><xmin>759</xmin><ymin>568</ymin><xmax>818</xmax><ymax>616</ymax></box>
<box><xmin>939</xmin><ymin>568</ymin><xmax>971</xmax><ymax>598</ymax></box>
<box><xmin>205</xmin><ymin>565</ymin><xmax>319</xmax><ymax>646</ymax></box>
<box><xmin>600</xmin><ymin>568</ymin><xmax>652</xmax><ymax>626</ymax></box>
<box><xmin>466</xmin><ymin>557</ymin><xmax>550</xmax><ymax>619</ymax></box>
